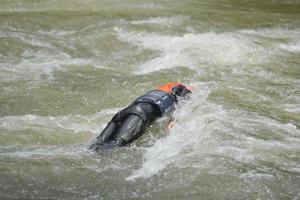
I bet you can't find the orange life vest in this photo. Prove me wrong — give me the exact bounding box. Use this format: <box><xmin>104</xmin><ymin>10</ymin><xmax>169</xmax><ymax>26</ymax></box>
<box><xmin>157</xmin><ymin>82</ymin><xmax>184</xmax><ymax>93</ymax></box>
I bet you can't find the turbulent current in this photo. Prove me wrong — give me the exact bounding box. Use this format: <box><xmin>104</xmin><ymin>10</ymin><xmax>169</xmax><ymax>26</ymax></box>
<box><xmin>0</xmin><ymin>0</ymin><xmax>300</xmax><ymax>199</ymax></box>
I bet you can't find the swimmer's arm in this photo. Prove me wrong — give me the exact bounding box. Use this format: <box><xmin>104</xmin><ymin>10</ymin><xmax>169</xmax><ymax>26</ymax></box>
<box><xmin>166</xmin><ymin>115</ymin><xmax>175</xmax><ymax>133</ymax></box>
<box><xmin>167</xmin><ymin>121</ymin><xmax>175</xmax><ymax>132</ymax></box>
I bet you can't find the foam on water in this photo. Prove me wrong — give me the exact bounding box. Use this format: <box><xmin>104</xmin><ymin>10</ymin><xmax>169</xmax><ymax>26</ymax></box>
<box><xmin>0</xmin><ymin>145</ymin><xmax>89</xmax><ymax>158</ymax></box>
<box><xmin>0</xmin><ymin>108</ymin><xmax>120</xmax><ymax>134</ymax></box>
<box><xmin>36</xmin><ymin>29</ymin><xmax>76</xmax><ymax>37</ymax></box>
<box><xmin>240</xmin><ymin>28</ymin><xmax>300</xmax><ymax>54</ymax></box>
<box><xmin>240</xmin><ymin>28</ymin><xmax>300</xmax><ymax>39</ymax></box>
<box><xmin>130</xmin><ymin>16</ymin><xmax>190</xmax><ymax>26</ymax></box>
<box><xmin>1</xmin><ymin>53</ymin><xmax>103</xmax><ymax>81</ymax></box>
<box><xmin>279</xmin><ymin>40</ymin><xmax>300</xmax><ymax>53</ymax></box>
<box><xmin>0</xmin><ymin>30</ymin><xmax>54</xmax><ymax>48</ymax></box>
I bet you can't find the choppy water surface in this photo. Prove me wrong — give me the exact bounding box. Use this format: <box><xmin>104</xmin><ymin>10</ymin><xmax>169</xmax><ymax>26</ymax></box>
<box><xmin>1</xmin><ymin>0</ymin><xmax>300</xmax><ymax>199</ymax></box>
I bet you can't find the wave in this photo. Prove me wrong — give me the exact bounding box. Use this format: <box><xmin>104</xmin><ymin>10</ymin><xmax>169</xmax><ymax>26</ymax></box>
<box><xmin>115</xmin><ymin>28</ymin><xmax>270</xmax><ymax>74</ymax></box>
<box><xmin>0</xmin><ymin>108</ymin><xmax>120</xmax><ymax>133</ymax></box>
<box><xmin>130</xmin><ymin>16</ymin><xmax>190</xmax><ymax>26</ymax></box>
<box><xmin>127</xmin><ymin>82</ymin><xmax>300</xmax><ymax>180</ymax></box>
<box><xmin>115</xmin><ymin>27</ymin><xmax>300</xmax><ymax>74</ymax></box>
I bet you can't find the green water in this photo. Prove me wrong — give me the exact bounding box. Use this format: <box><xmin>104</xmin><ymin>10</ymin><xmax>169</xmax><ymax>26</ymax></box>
<box><xmin>0</xmin><ymin>0</ymin><xmax>300</xmax><ymax>199</ymax></box>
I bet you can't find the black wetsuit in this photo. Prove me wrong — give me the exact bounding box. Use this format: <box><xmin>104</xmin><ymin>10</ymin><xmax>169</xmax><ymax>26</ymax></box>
<box><xmin>90</xmin><ymin>85</ymin><xmax>191</xmax><ymax>151</ymax></box>
<box><xmin>91</xmin><ymin>102</ymin><xmax>160</xmax><ymax>151</ymax></box>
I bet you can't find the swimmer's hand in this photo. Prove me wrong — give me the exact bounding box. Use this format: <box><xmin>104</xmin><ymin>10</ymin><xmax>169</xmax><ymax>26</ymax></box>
<box><xmin>167</xmin><ymin>121</ymin><xmax>175</xmax><ymax>132</ymax></box>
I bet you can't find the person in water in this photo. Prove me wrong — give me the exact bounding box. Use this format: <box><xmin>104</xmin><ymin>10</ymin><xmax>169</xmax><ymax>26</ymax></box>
<box><xmin>89</xmin><ymin>82</ymin><xmax>193</xmax><ymax>151</ymax></box>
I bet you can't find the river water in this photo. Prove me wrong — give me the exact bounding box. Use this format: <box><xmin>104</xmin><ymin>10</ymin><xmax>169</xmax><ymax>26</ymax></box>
<box><xmin>0</xmin><ymin>0</ymin><xmax>300</xmax><ymax>199</ymax></box>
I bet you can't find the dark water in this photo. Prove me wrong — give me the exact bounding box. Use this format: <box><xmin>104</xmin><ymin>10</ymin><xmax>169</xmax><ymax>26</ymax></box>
<box><xmin>0</xmin><ymin>0</ymin><xmax>300</xmax><ymax>199</ymax></box>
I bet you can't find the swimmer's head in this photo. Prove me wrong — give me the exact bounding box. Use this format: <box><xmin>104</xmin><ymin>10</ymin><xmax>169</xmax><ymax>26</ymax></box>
<box><xmin>172</xmin><ymin>84</ymin><xmax>193</xmax><ymax>98</ymax></box>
